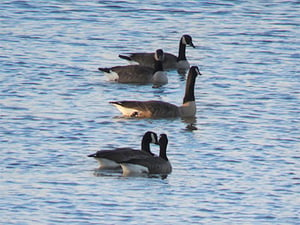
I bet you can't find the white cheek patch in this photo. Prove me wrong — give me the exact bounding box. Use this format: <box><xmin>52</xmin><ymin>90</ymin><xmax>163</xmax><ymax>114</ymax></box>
<box><xmin>182</xmin><ymin>36</ymin><xmax>187</xmax><ymax>45</ymax></box>
<box><xmin>150</xmin><ymin>133</ymin><xmax>156</xmax><ymax>144</ymax></box>
<box><xmin>154</xmin><ymin>52</ymin><xmax>159</xmax><ymax>61</ymax></box>
<box><xmin>154</xmin><ymin>49</ymin><xmax>164</xmax><ymax>61</ymax></box>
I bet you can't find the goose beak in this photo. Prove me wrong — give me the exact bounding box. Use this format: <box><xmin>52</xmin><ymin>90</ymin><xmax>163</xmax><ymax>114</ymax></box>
<box><xmin>190</xmin><ymin>42</ymin><xmax>195</xmax><ymax>48</ymax></box>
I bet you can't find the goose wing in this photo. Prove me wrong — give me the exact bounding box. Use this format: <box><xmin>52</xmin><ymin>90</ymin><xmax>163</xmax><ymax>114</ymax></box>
<box><xmin>99</xmin><ymin>65</ymin><xmax>154</xmax><ymax>83</ymax></box>
<box><xmin>88</xmin><ymin>148</ymin><xmax>152</xmax><ymax>163</ymax></box>
<box><xmin>119</xmin><ymin>53</ymin><xmax>154</xmax><ymax>67</ymax></box>
<box><xmin>112</xmin><ymin>65</ymin><xmax>154</xmax><ymax>83</ymax></box>
<box><xmin>110</xmin><ymin>100</ymin><xmax>180</xmax><ymax>118</ymax></box>
<box><xmin>162</xmin><ymin>53</ymin><xmax>178</xmax><ymax>69</ymax></box>
<box><xmin>121</xmin><ymin>156</ymin><xmax>172</xmax><ymax>175</ymax></box>
<box><xmin>119</xmin><ymin>52</ymin><xmax>177</xmax><ymax>70</ymax></box>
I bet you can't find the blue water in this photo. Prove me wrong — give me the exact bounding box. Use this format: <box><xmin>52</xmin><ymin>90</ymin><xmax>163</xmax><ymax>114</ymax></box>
<box><xmin>1</xmin><ymin>0</ymin><xmax>299</xmax><ymax>224</ymax></box>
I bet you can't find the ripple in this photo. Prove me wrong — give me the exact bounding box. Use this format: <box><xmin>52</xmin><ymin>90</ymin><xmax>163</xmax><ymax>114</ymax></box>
<box><xmin>1</xmin><ymin>0</ymin><xmax>299</xmax><ymax>224</ymax></box>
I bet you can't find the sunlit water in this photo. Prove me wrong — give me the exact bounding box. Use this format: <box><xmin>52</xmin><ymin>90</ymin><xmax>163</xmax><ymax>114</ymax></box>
<box><xmin>1</xmin><ymin>0</ymin><xmax>299</xmax><ymax>224</ymax></box>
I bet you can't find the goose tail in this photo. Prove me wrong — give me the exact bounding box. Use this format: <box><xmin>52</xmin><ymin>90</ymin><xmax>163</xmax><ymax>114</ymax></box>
<box><xmin>98</xmin><ymin>67</ymin><xmax>111</xmax><ymax>73</ymax></box>
<box><xmin>119</xmin><ymin>54</ymin><xmax>132</xmax><ymax>61</ymax></box>
<box><xmin>87</xmin><ymin>153</ymin><xmax>97</xmax><ymax>157</ymax></box>
<box><xmin>109</xmin><ymin>101</ymin><xmax>122</xmax><ymax>106</ymax></box>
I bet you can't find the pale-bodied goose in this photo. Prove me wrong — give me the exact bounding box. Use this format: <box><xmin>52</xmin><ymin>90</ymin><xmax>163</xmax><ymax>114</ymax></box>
<box><xmin>109</xmin><ymin>66</ymin><xmax>201</xmax><ymax>118</ymax></box>
<box><xmin>120</xmin><ymin>133</ymin><xmax>172</xmax><ymax>177</ymax></box>
<box><xmin>98</xmin><ymin>49</ymin><xmax>168</xmax><ymax>87</ymax></box>
<box><xmin>119</xmin><ymin>35</ymin><xmax>195</xmax><ymax>71</ymax></box>
<box><xmin>87</xmin><ymin>131</ymin><xmax>158</xmax><ymax>170</ymax></box>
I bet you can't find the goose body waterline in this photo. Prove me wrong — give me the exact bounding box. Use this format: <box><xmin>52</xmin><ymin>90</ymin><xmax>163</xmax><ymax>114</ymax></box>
<box><xmin>110</xmin><ymin>66</ymin><xmax>201</xmax><ymax>118</ymax></box>
<box><xmin>99</xmin><ymin>49</ymin><xmax>168</xmax><ymax>86</ymax></box>
<box><xmin>120</xmin><ymin>134</ymin><xmax>172</xmax><ymax>177</ymax></box>
<box><xmin>88</xmin><ymin>131</ymin><xmax>158</xmax><ymax>170</ymax></box>
<box><xmin>119</xmin><ymin>35</ymin><xmax>195</xmax><ymax>71</ymax></box>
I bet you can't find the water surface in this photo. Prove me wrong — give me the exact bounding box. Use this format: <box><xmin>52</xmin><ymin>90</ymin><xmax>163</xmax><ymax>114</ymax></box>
<box><xmin>1</xmin><ymin>0</ymin><xmax>299</xmax><ymax>224</ymax></box>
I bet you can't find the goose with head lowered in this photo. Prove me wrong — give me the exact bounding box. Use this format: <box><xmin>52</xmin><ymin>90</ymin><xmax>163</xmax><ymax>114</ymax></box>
<box><xmin>99</xmin><ymin>49</ymin><xmax>168</xmax><ymax>87</ymax></box>
<box><xmin>119</xmin><ymin>34</ymin><xmax>195</xmax><ymax>72</ymax></box>
<box><xmin>120</xmin><ymin>133</ymin><xmax>172</xmax><ymax>177</ymax></box>
<box><xmin>110</xmin><ymin>66</ymin><xmax>201</xmax><ymax>118</ymax></box>
<box><xmin>87</xmin><ymin>131</ymin><xmax>158</xmax><ymax>170</ymax></box>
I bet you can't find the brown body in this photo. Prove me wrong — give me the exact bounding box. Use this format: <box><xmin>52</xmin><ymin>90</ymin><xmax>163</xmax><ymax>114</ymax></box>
<box><xmin>110</xmin><ymin>66</ymin><xmax>201</xmax><ymax>118</ymax></box>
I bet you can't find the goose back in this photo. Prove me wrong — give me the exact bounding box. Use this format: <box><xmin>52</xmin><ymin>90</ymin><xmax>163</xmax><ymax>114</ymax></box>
<box><xmin>100</xmin><ymin>49</ymin><xmax>167</xmax><ymax>85</ymax></box>
<box><xmin>88</xmin><ymin>131</ymin><xmax>158</xmax><ymax>169</ymax></box>
<box><xmin>99</xmin><ymin>65</ymin><xmax>154</xmax><ymax>83</ymax></box>
<box><xmin>110</xmin><ymin>66</ymin><xmax>201</xmax><ymax>118</ymax></box>
<box><xmin>119</xmin><ymin>52</ymin><xmax>178</xmax><ymax>70</ymax></box>
<box><xmin>110</xmin><ymin>100</ymin><xmax>180</xmax><ymax>118</ymax></box>
<box><xmin>88</xmin><ymin>148</ymin><xmax>153</xmax><ymax>163</ymax></box>
<box><xmin>118</xmin><ymin>35</ymin><xmax>194</xmax><ymax>70</ymax></box>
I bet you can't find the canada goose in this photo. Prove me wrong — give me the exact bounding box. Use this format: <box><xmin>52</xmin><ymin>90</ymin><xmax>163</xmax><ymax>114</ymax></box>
<box><xmin>120</xmin><ymin>133</ymin><xmax>172</xmax><ymax>177</ymax></box>
<box><xmin>87</xmin><ymin>131</ymin><xmax>158</xmax><ymax>170</ymax></box>
<box><xmin>109</xmin><ymin>66</ymin><xmax>201</xmax><ymax>118</ymax></box>
<box><xmin>98</xmin><ymin>49</ymin><xmax>168</xmax><ymax>87</ymax></box>
<box><xmin>119</xmin><ymin>35</ymin><xmax>195</xmax><ymax>71</ymax></box>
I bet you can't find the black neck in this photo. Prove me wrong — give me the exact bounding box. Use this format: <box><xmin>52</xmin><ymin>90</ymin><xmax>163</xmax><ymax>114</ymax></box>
<box><xmin>177</xmin><ymin>37</ymin><xmax>187</xmax><ymax>61</ymax></box>
<box><xmin>154</xmin><ymin>59</ymin><xmax>163</xmax><ymax>73</ymax></box>
<box><xmin>141</xmin><ymin>137</ymin><xmax>151</xmax><ymax>153</ymax></box>
<box><xmin>183</xmin><ymin>70</ymin><xmax>197</xmax><ymax>103</ymax></box>
<box><xmin>159</xmin><ymin>137</ymin><xmax>168</xmax><ymax>161</ymax></box>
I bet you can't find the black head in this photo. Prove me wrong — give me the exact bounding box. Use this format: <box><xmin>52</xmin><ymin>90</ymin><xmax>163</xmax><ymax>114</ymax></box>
<box><xmin>154</xmin><ymin>49</ymin><xmax>164</xmax><ymax>61</ymax></box>
<box><xmin>182</xmin><ymin>35</ymin><xmax>195</xmax><ymax>48</ymax></box>
<box><xmin>143</xmin><ymin>131</ymin><xmax>159</xmax><ymax>145</ymax></box>
<box><xmin>190</xmin><ymin>66</ymin><xmax>201</xmax><ymax>76</ymax></box>
<box><xmin>159</xmin><ymin>133</ymin><xmax>168</xmax><ymax>146</ymax></box>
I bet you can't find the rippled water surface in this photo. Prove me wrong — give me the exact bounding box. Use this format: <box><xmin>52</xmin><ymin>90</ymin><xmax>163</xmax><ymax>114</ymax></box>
<box><xmin>1</xmin><ymin>0</ymin><xmax>299</xmax><ymax>224</ymax></box>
